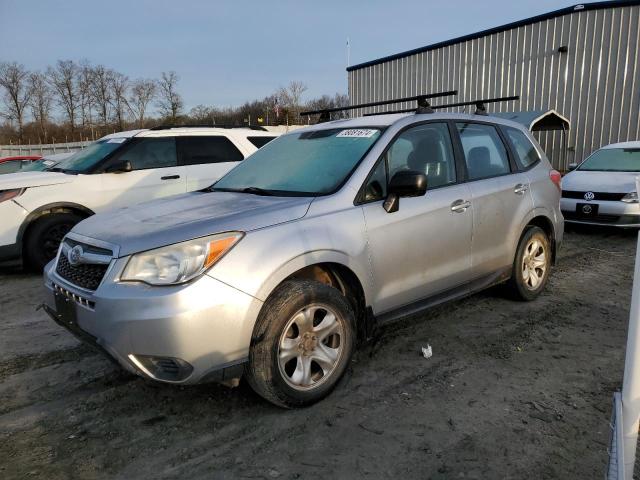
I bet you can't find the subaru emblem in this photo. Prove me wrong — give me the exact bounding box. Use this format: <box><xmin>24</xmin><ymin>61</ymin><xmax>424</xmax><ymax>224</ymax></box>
<box><xmin>583</xmin><ymin>191</ymin><xmax>595</xmax><ymax>201</ymax></box>
<box><xmin>68</xmin><ymin>245</ymin><xmax>83</xmax><ymax>266</ymax></box>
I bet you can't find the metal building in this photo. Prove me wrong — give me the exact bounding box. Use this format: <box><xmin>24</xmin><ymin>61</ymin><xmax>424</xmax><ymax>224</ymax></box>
<box><xmin>346</xmin><ymin>1</ymin><xmax>640</xmax><ymax>170</ymax></box>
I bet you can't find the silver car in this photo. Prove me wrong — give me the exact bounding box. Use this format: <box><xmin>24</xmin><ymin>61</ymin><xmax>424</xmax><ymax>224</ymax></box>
<box><xmin>561</xmin><ymin>141</ymin><xmax>640</xmax><ymax>227</ymax></box>
<box><xmin>43</xmin><ymin>112</ymin><xmax>563</xmax><ymax>407</ymax></box>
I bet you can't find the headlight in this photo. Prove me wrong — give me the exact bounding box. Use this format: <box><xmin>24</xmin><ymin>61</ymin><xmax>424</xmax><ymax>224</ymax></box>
<box><xmin>0</xmin><ymin>188</ymin><xmax>25</xmax><ymax>203</ymax></box>
<box><xmin>121</xmin><ymin>232</ymin><xmax>243</xmax><ymax>285</ymax></box>
<box><xmin>622</xmin><ymin>192</ymin><xmax>639</xmax><ymax>203</ymax></box>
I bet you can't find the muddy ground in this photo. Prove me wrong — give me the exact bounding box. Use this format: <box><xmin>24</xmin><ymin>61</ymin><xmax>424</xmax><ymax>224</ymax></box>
<box><xmin>0</xmin><ymin>227</ymin><xmax>637</xmax><ymax>479</ymax></box>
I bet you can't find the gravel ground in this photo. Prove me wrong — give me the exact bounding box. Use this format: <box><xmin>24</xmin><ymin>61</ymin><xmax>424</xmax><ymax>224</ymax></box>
<box><xmin>0</xmin><ymin>226</ymin><xmax>636</xmax><ymax>479</ymax></box>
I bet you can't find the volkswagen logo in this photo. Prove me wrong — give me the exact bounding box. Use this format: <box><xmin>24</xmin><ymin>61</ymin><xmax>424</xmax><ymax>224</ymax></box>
<box><xmin>67</xmin><ymin>245</ymin><xmax>84</xmax><ymax>266</ymax></box>
<box><xmin>584</xmin><ymin>191</ymin><xmax>595</xmax><ymax>201</ymax></box>
<box><xmin>582</xmin><ymin>205</ymin><xmax>593</xmax><ymax>214</ymax></box>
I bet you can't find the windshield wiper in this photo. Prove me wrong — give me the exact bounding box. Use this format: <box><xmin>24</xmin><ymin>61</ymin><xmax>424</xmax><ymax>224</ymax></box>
<box><xmin>241</xmin><ymin>187</ymin><xmax>275</xmax><ymax>196</ymax></box>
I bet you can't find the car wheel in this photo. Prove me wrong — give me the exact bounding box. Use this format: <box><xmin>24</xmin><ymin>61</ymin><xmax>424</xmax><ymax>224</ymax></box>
<box><xmin>24</xmin><ymin>212</ymin><xmax>83</xmax><ymax>271</ymax></box>
<box><xmin>245</xmin><ymin>279</ymin><xmax>356</xmax><ymax>408</ymax></box>
<box><xmin>506</xmin><ymin>226</ymin><xmax>551</xmax><ymax>301</ymax></box>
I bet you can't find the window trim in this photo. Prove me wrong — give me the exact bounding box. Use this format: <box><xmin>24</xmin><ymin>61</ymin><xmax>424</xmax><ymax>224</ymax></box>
<box><xmin>177</xmin><ymin>135</ymin><xmax>245</xmax><ymax>167</ymax></box>
<box><xmin>499</xmin><ymin>125</ymin><xmax>541</xmax><ymax>172</ymax></box>
<box><xmin>453</xmin><ymin>120</ymin><xmax>516</xmax><ymax>183</ymax></box>
<box><xmin>355</xmin><ymin>119</ymin><xmax>462</xmax><ymax>206</ymax></box>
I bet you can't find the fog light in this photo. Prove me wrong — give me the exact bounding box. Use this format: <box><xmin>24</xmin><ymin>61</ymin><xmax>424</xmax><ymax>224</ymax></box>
<box><xmin>128</xmin><ymin>354</ymin><xmax>193</xmax><ymax>382</ymax></box>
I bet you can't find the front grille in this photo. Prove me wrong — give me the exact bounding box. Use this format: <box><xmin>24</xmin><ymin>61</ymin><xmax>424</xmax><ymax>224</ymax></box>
<box><xmin>562</xmin><ymin>190</ymin><xmax>627</xmax><ymax>201</ymax></box>
<box><xmin>56</xmin><ymin>253</ymin><xmax>109</xmax><ymax>291</ymax></box>
<box><xmin>562</xmin><ymin>211</ymin><xmax>621</xmax><ymax>223</ymax></box>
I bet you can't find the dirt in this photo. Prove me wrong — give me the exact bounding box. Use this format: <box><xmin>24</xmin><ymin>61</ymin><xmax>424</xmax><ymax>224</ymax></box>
<box><xmin>0</xmin><ymin>226</ymin><xmax>636</xmax><ymax>479</ymax></box>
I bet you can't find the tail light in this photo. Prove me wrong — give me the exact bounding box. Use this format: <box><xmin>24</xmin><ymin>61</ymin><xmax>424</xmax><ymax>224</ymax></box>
<box><xmin>549</xmin><ymin>170</ymin><xmax>562</xmax><ymax>191</ymax></box>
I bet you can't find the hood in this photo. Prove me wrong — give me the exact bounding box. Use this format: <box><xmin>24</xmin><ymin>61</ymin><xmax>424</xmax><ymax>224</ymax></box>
<box><xmin>72</xmin><ymin>191</ymin><xmax>313</xmax><ymax>256</ymax></box>
<box><xmin>562</xmin><ymin>170</ymin><xmax>639</xmax><ymax>193</ymax></box>
<box><xmin>0</xmin><ymin>171</ymin><xmax>74</xmax><ymax>189</ymax></box>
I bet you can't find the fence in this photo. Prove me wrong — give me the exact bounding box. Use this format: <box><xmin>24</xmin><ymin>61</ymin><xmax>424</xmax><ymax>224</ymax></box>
<box><xmin>0</xmin><ymin>141</ymin><xmax>91</xmax><ymax>158</ymax></box>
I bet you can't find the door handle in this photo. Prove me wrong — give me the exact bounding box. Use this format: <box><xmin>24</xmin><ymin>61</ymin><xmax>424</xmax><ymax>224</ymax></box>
<box><xmin>514</xmin><ymin>183</ymin><xmax>529</xmax><ymax>195</ymax></box>
<box><xmin>451</xmin><ymin>199</ymin><xmax>471</xmax><ymax>213</ymax></box>
<box><xmin>161</xmin><ymin>175</ymin><xmax>180</xmax><ymax>180</ymax></box>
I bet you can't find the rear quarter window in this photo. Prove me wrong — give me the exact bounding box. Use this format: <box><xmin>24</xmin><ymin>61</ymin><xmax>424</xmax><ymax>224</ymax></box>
<box><xmin>504</xmin><ymin>127</ymin><xmax>540</xmax><ymax>169</ymax></box>
<box><xmin>247</xmin><ymin>136</ymin><xmax>277</xmax><ymax>148</ymax></box>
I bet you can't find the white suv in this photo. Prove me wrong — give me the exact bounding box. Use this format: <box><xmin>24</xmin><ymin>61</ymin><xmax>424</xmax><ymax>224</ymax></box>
<box><xmin>0</xmin><ymin>126</ymin><xmax>277</xmax><ymax>269</ymax></box>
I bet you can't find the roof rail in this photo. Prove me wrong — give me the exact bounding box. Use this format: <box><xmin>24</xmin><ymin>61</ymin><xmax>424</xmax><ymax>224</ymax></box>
<box><xmin>149</xmin><ymin>124</ymin><xmax>268</xmax><ymax>131</ymax></box>
<box><xmin>299</xmin><ymin>90</ymin><xmax>458</xmax><ymax>122</ymax></box>
<box><xmin>363</xmin><ymin>95</ymin><xmax>520</xmax><ymax>117</ymax></box>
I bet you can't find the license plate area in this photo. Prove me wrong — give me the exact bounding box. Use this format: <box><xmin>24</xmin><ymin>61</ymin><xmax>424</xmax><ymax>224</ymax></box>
<box><xmin>54</xmin><ymin>291</ymin><xmax>78</xmax><ymax>327</ymax></box>
<box><xmin>576</xmin><ymin>203</ymin><xmax>599</xmax><ymax>217</ymax></box>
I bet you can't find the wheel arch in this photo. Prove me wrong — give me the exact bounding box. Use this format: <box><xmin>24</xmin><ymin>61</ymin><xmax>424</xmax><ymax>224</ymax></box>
<box><xmin>19</xmin><ymin>202</ymin><xmax>94</xmax><ymax>252</ymax></box>
<box><xmin>518</xmin><ymin>210</ymin><xmax>557</xmax><ymax>264</ymax></box>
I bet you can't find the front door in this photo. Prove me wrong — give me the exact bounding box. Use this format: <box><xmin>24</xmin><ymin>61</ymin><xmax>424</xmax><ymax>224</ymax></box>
<box><xmin>360</xmin><ymin>122</ymin><xmax>473</xmax><ymax>315</ymax></box>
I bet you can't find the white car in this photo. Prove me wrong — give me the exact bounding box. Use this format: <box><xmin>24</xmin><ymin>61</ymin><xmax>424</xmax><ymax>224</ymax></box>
<box><xmin>0</xmin><ymin>126</ymin><xmax>277</xmax><ymax>269</ymax></box>
<box><xmin>561</xmin><ymin>141</ymin><xmax>640</xmax><ymax>227</ymax></box>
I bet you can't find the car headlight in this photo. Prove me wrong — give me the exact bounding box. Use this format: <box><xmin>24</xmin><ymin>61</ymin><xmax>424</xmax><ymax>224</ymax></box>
<box><xmin>622</xmin><ymin>192</ymin><xmax>639</xmax><ymax>203</ymax></box>
<box><xmin>121</xmin><ymin>232</ymin><xmax>243</xmax><ymax>285</ymax></box>
<box><xmin>0</xmin><ymin>188</ymin><xmax>25</xmax><ymax>203</ymax></box>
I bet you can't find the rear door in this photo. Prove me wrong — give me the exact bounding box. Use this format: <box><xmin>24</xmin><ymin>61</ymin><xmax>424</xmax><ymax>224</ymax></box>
<box><xmin>99</xmin><ymin>136</ymin><xmax>186</xmax><ymax>210</ymax></box>
<box><xmin>178</xmin><ymin>136</ymin><xmax>245</xmax><ymax>191</ymax></box>
<box><xmin>454</xmin><ymin>122</ymin><xmax>534</xmax><ymax>278</ymax></box>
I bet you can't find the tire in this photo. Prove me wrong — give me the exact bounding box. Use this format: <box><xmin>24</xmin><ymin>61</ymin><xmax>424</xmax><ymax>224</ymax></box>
<box><xmin>245</xmin><ymin>279</ymin><xmax>356</xmax><ymax>408</ymax></box>
<box><xmin>24</xmin><ymin>212</ymin><xmax>84</xmax><ymax>271</ymax></box>
<box><xmin>506</xmin><ymin>226</ymin><xmax>552</xmax><ymax>301</ymax></box>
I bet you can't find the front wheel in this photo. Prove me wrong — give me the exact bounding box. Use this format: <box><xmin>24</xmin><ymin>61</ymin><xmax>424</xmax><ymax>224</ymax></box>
<box><xmin>24</xmin><ymin>212</ymin><xmax>83</xmax><ymax>271</ymax></box>
<box><xmin>245</xmin><ymin>280</ymin><xmax>356</xmax><ymax>408</ymax></box>
<box><xmin>506</xmin><ymin>226</ymin><xmax>551</xmax><ymax>301</ymax></box>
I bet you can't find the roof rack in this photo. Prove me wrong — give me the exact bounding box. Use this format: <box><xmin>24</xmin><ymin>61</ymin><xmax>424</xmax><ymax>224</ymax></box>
<box><xmin>149</xmin><ymin>124</ymin><xmax>268</xmax><ymax>131</ymax></box>
<box><xmin>362</xmin><ymin>95</ymin><xmax>520</xmax><ymax>117</ymax></box>
<box><xmin>299</xmin><ymin>90</ymin><xmax>458</xmax><ymax>122</ymax></box>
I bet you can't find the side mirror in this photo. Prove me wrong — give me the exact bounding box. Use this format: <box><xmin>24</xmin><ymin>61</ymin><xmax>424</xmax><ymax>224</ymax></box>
<box><xmin>105</xmin><ymin>160</ymin><xmax>133</xmax><ymax>173</ymax></box>
<box><xmin>568</xmin><ymin>163</ymin><xmax>578</xmax><ymax>171</ymax></box>
<box><xmin>383</xmin><ymin>170</ymin><xmax>428</xmax><ymax>213</ymax></box>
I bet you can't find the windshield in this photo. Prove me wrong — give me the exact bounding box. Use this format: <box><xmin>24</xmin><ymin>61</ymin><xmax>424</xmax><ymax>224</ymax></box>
<box><xmin>22</xmin><ymin>159</ymin><xmax>55</xmax><ymax>172</ymax></box>
<box><xmin>53</xmin><ymin>138</ymin><xmax>129</xmax><ymax>173</ymax></box>
<box><xmin>578</xmin><ymin>148</ymin><xmax>640</xmax><ymax>172</ymax></box>
<box><xmin>212</xmin><ymin>128</ymin><xmax>382</xmax><ymax>196</ymax></box>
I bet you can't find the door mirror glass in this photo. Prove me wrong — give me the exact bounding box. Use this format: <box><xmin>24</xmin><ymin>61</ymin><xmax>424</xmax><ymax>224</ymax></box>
<box><xmin>568</xmin><ymin>162</ymin><xmax>578</xmax><ymax>171</ymax></box>
<box><xmin>105</xmin><ymin>160</ymin><xmax>132</xmax><ymax>173</ymax></box>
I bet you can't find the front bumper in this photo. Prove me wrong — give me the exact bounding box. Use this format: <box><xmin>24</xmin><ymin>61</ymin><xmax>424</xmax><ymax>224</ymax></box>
<box><xmin>560</xmin><ymin>198</ymin><xmax>640</xmax><ymax>227</ymax></box>
<box><xmin>43</xmin><ymin>258</ymin><xmax>263</xmax><ymax>384</ymax></box>
<box><xmin>0</xmin><ymin>200</ymin><xmax>28</xmax><ymax>260</ymax></box>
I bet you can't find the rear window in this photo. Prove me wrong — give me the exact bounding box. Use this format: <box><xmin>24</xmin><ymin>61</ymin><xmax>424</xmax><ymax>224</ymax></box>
<box><xmin>180</xmin><ymin>136</ymin><xmax>244</xmax><ymax>165</ymax></box>
<box><xmin>247</xmin><ymin>136</ymin><xmax>277</xmax><ymax>148</ymax></box>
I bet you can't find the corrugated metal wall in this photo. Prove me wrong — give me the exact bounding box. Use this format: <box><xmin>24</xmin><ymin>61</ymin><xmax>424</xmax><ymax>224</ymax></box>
<box><xmin>347</xmin><ymin>4</ymin><xmax>640</xmax><ymax>170</ymax></box>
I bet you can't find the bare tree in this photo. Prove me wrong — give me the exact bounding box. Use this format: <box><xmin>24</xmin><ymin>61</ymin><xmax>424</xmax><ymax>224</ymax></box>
<box><xmin>157</xmin><ymin>71</ymin><xmax>183</xmax><ymax>123</ymax></box>
<box><xmin>276</xmin><ymin>81</ymin><xmax>308</xmax><ymax>123</ymax></box>
<box><xmin>28</xmin><ymin>72</ymin><xmax>52</xmax><ymax>138</ymax></box>
<box><xmin>109</xmin><ymin>71</ymin><xmax>129</xmax><ymax>131</ymax></box>
<box><xmin>77</xmin><ymin>60</ymin><xmax>94</xmax><ymax>133</ymax></box>
<box><xmin>127</xmin><ymin>78</ymin><xmax>156</xmax><ymax>128</ymax></box>
<box><xmin>0</xmin><ymin>62</ymin><xmax>32</xmax><ymax>141</ymax></box>
<box><xmin>91</xmin><ymin>65</ymin><xmax>113</xmax><ymax>129</ymax></box>
<box><xmin>47</xmin><ymin>60</ymin><xmax>78</xmax><ymax>134</ymax></box>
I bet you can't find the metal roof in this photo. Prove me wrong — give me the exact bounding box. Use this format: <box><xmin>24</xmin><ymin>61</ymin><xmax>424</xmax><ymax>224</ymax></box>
<box><xmin>346</xmin><ymin>1</ymin><xmax>640</xmax><ymax>72</ymax></box>
<box><xmin>491</xmin><ymin>110</ymin><xmax>570</xmax><ymax>132</ymax></box>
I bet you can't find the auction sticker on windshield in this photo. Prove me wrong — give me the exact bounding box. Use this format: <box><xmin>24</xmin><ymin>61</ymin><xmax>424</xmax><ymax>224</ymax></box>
<box><xmin>336</xmin><ymin>129</ymin><xmax>377</xmax><ymax>138</ymax></box>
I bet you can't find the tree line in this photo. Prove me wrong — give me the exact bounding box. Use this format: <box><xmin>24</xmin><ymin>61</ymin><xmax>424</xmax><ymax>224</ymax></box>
<box><xmin>0</xmin><ymin>60</ymin><xmax>349</xmax><ymax>145</ymax></box>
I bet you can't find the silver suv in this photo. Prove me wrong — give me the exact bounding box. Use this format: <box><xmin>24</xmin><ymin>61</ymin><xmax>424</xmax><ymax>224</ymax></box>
<box><xmin>43</xmin><ymin>110</ymin><xmax>563</xmax><ymax>407</ymax></box>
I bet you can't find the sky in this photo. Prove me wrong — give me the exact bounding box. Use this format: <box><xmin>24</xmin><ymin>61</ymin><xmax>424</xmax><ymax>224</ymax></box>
<box><xmin>0</xmin><ymin>0</ymin><xmax>580</xmax><ymax>112</ymax></box>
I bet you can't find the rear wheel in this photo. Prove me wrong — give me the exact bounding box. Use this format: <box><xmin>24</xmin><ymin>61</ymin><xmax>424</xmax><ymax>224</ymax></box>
<box><xmin>245</xmin><ymin>280</ymin><xmax>355</xmax><ymax>408</ymax></box>
<box><xmin>24</xmin><ymin>212</ymin><xmax>83</xmax><ymax>271</ymax></box>
<box><xmin>506</xmin><ymin>226</ymin><xmax>551</xmax><ymax>301</ymax></box>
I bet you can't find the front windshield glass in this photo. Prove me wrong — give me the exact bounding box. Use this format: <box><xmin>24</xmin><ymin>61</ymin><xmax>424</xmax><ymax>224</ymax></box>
<box><xmin>22</xmin><ymin>159</ymin><xmax>54</xmax><ymax>172</ymax></box>
<box><xmin>213</xmin><ymin>128</ymin><xmax>382</xmax><ymax>195</ymax></box>
<box><xmin>53</xmin><ymin>137</ymin><xmax>129</xmax><ymax>173</ymax></box>
<box><xmin>578</xmin><ymin>148</ymin><xmax>640</xmax><ymax>172</ymax></box>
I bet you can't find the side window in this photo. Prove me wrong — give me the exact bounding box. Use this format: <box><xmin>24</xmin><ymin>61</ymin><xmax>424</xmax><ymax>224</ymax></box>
<box><xmin>0</xmin><ymin>161</ymin><xmax>21</xmax><ymax>174</ymax></box>
<box><xmin>361</xmin><ymin>122</ymin><xmax>456</xmax><ymax>202</ymax></box>
<box><xmin>116</xmin><ymin>138</ymin><xmax>177</xmax><ymax>170</ymax></box>
<box><xmin>247</xmin><ymin>136</ymin><xmax>276</xmax><ymax>148</ymax></box>
<box><xmin>180</xmin><ymin>136</ymin><xmax>244</xmax><ymax>165</ymax></box>
<box><xmin>504</xmin><ymin>126</ymin><xmax>540</xmax><ymax>169</ymax></box>
<box><xmin>456</xmin><ymin>123</ymin><xmax>511</xmax><ymax>180</ymax></box>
